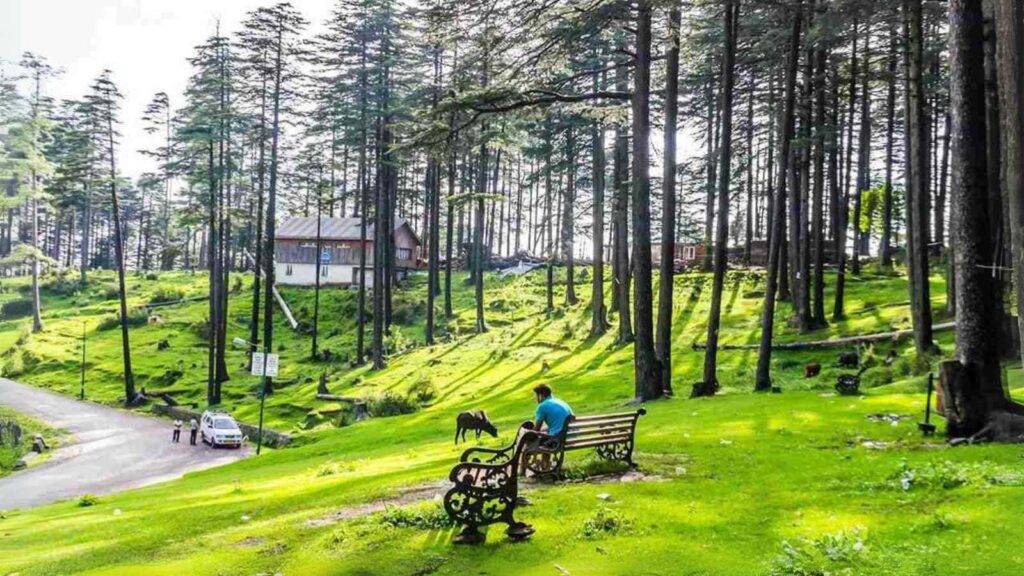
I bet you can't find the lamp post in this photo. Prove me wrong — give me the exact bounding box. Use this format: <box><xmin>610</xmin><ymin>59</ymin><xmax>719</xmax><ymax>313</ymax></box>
<box><xmin>80</xmin><ymin>321</ymin><xmax>87</xmax><ymax>400</ymax></box>
<box><xmin>233</xmin><ymin>336</ymin><xmax>268</xmax><ymax>455</ymax></box>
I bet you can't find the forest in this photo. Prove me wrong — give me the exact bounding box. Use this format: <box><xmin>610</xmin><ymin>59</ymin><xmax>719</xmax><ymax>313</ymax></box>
<box><xmin>1</xmin><ymin>0</ymin><xmax>1024</xmax><ymax>574</ymax></box>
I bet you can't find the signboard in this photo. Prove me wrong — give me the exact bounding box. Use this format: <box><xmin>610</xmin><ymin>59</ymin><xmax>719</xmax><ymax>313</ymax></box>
<box><xmin>320</xmin><ymin>249</ymin><xmax>332</xmax><ymax>264</ymax></box>
<box><xmin>250</xmin><ymin>352</ymin><xmax>279</xmax><ymax>378</ymax></box>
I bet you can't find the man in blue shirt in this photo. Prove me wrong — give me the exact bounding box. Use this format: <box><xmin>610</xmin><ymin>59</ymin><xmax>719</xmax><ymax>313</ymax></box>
<box><xmin>533</xmin><ymin>384</ymin><xmax>573</xmax><ymax>437</ymax></box>
<box><xmin>521</xmin><ymin>384</ymin><xmax>574</xmax><ymax>478</ymax></box>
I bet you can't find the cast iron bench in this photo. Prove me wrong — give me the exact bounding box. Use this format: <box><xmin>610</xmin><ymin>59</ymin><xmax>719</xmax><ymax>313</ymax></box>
<box><xmin>521</xmin><ymin>409</ymin><xmax>646</xmax><ymax>478</ymax></box>
<box><xmin>443</xmin><ymin>423</ymin><xmax>537</xmax><ymax>544</ymax></box>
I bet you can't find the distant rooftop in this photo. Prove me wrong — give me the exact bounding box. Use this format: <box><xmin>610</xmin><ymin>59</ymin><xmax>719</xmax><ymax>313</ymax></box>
<box><xmin>276</xmin><ymin>216</ymin><xmax>414</xmax><ymax>242</ymax></box>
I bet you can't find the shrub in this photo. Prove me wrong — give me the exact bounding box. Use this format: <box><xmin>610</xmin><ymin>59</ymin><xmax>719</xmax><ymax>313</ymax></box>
<box><xmin>101</xmin><ymin>286</ymin><xmax>121</xmax><ymax>300</ymax></box>
<box><xmin>78</xmin><ymin>494</ymin><xmax>100</xmax><ymax>507</ymax></box>
<box><xmin>41</xmin><ymin>273</ymin><xmax>82</xmax><ymax>296</ymax></box>
<box><xmin>98</xmin><ymin>311</ymin><xmax>149</xmax><ymax>331</ymax></box>
<box><xmin>860</xmin><ymin>367</ymin><xmax>893</xmax><ymax>389</ymax></box>
<box><xmin>378</xmin><ymin>502</ymin><xmax>454</xmax><ymax>530</ymax></box>
<box><xmin>391</xmin><ymin>299</ymin><xmax>423</xmax><ymax>325</ymax></box>
<box><xmin>367</xmin><ymin>392</ymin><xmax>419</xmax><ymax>417</ymax></box>
<box><xmin>315</xmin><ymin>460</ymin><xmax>356</xmax><ymax>477</ymax></box>
<box><xmin>768</xmin><ymin>529</ymin><xmax>869</xmax><ymax>576</ymax></box>
<box><xmin>1</xmin><ymin>299</ymin><xmax>34</xmax><ymax>320</ymax></box>
<box><xmin>144</xmin><ymin>272</ymin><xmax>160</xmax><ymax>281</ymax></box>
<box><xmin>408</xmin><ymin>377</ymin><xmax>437</xmax><ymax>404</ymax></box>
<box><xmin>580</xmin><ymin>507</ymin><xmax>632</xmax><ymax>538</ymax></box>
<box><xmin>149</xmin><ymin>286</ymin><xmax>184</xmax><ymax>304</ymax></box>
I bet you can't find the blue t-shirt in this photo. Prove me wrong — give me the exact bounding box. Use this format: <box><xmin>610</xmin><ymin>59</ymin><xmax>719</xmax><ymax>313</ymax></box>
<box><xmin>535</xmin><ymin>396</ymin><xmax>573</xmax><ymax>436</ymax></box>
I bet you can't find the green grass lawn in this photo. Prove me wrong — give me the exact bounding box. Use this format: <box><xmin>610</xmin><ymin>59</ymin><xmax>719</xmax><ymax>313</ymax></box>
<box><xmin>1</xmin><ymin>265</ymin><xmax>1023</xmax><ymax>575</ymax></box>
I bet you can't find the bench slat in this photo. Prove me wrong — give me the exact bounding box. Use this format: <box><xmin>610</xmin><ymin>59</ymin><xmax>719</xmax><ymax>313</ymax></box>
<box><xmin>566</xmin><ymin>425</ymin><xmax>633</xmax><ymax>438</ymax></box>
<box><xmin>564</xmin><ymin>433</ymin><xmax>633</xmax><ymax>450</ymax></box>
<box><xmin>571</xmin><ymin>412</ymin><xmax>641</xmax><ymax>423</ymax></box>
<box><xmin>569</xmin><ymin>414</ymin><xmax>638</xmax><ymax>425</ymax></box>
<box><xmin>568</xmin><ymin>419</ymin><xmax>636</xmax><ymax>431</ymax></box>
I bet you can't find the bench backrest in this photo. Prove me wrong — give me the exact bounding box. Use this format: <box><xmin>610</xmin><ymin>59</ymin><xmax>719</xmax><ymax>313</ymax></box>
<box><xmin>561</xmin><ymin>409</ymin><xmax>645</xmax><ymax>450</ymax></box>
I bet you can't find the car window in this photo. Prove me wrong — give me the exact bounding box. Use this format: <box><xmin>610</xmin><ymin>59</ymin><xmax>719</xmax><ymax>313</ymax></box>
<box><xmin>214</xmin><ymin>418</ymin><xmax>236</xmax><ymax>430</ymax></box>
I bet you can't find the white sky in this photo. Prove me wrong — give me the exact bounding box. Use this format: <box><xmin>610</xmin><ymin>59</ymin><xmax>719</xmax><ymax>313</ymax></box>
<box><xmin>1</xmin><ymin>0</ymin><xmax>334</xmax><ymax>179</ymax></box>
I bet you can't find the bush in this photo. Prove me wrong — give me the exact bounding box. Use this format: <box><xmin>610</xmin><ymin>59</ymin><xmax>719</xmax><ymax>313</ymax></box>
<box><xmin>98</xmin><ymin>311</ymin><xmax>149</xmax><ymax>331</ymax></box>
<box><xmin>378</xmin><ymin>502</ymin><xmax>454</xmax><ymax>530</ymax></box>
<box><xmin>78</xmin><ymin>494</ymin><xmax>100</xmax><ymax>507</ymax></box>
<box><xmin>367</xmin><ymin>392</ymin><xmax>419</xmax><ymax>417</ymax></box>
<box><xmin>860</xmin><ymin>367</ymin><xmax>893</xmax><ymax>389</ymax></box>
<box><xmin>768</xmin><ymin>529</ymin><xmax>869</xmax><ymax>576</ymax></box>
<box><xmin>408</xmin><ymin>377</ymin><xmax>437</xmax><ymax>404</ymax></box>
<box><xmin>580</xmin><ymin>507</ymin><xmax>632</xmax><ymax>538</ymax></box>
<box><xmin>391</xmin><ymin>299</ymin><xmax>423</xmax><ymax>325</ymax></box>
<box><xmin>149</xmin><ymin>286</ymin><xmax>184</xmax><ymax>304</ymax></box>
<box><xmin>42</xmin><ymin>273</ymin><xmax>82</xmax><ymax>296</ymax></box>
<box><xmin>1</xmin><ymin>299</ymin><xmax>34</xmax><ymax>320</ymax></box>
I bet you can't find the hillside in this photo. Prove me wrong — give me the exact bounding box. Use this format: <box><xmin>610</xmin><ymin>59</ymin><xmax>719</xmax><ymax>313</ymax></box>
<box><xmin>1</xmin><ymin>268</ymin><xmax>1023</xmax><ymax>575</ymax></box>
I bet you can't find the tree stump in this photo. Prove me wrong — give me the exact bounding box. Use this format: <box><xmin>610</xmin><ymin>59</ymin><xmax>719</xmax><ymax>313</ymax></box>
<box><xmin>940</xmin><ymin>360</ymin><xmax>1024</xmax><ymax>442</ymax></box>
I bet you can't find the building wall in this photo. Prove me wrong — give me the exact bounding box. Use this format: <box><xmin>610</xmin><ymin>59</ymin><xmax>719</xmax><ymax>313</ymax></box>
<box><xmin>275</xmin><ymin>262</ymin><xmax>373</xmax><ymax>287</ymax></box>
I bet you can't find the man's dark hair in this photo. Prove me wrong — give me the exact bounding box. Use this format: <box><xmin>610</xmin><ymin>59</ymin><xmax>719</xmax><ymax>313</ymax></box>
<box><xmin>533</xmin><ymin>384</ymin><xmax>552</xmax><ymax>399</ymax></box>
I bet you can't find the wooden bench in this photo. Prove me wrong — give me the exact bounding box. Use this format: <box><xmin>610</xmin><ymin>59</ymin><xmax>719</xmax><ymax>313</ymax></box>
<box><xmin>521</xmin><ymin>409</ymin><xmax>646</xmax><ymax>479</ymax></box>
<box><xmin>443</xmin><ymin>424</ymin><xmax>537</xmax><ymax>544</ymax></box>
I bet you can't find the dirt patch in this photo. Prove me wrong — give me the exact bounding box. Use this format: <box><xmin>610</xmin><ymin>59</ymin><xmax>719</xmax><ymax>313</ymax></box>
<box><xmin>305</xmin><ymin>481</ymin><xmax>449</xmax><ymax>528</ymax></box>
<box><xmin>234</xmin><ymin>536</ymin><xmax>265</xmax><ymax>548</ymax></box>
<box><xmin>304</xmin><ymin>470</ymin><xmax>662</xmax><ymax>529</ymax></box>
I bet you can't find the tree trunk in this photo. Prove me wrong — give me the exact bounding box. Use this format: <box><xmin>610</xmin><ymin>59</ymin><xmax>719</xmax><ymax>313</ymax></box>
<box><xmin>880</xmin><ymin>25</ymin><xmax>898</xmax><ymax>269</ymax></box>
<box><xmin>696</xmin><ymin>0</ymin><xmax>738</xmax><ymax>398</ymax></box>
<box><xmin>905</xmin><ymin>0</ymin><xmax>935</xmax><ymax>354</ymax></box>
<box><xmin>997</xmin><ymin>0</ymin><xmax>1024</xmax><ymax>368</ymax></box>
<box><xmin>563</xmin><ymin>126</ymin><xmax>578</xmax><ymax>306</ymax></box>
<box><xmin>108</xmin><ymin>117</ymin><xmax>135</xmax><ymax>404</ymax></box>
<box><xmin>632</xmin><ymin>0</ymin><xmax>662</xmax><ymax>401</ymax></box>
<box><xmin>811</xmin><ymin>47</ymin><xmax>828</xmax><ymax>327</ymax></box>
<box><xmin>853</xmin><ymin>30</ymin><xmax>872</xmax><ymax>275</ymax></box>
<box><xmin>657</xmin><ymin>5</ymin><xmax>681</xmax><ymax>395</ymax></box>
<box><xmin>590</xmin><ymin>68</ymin><xmax>609</xmax><ymax>337</ymax></box>
<box><xmin>613</xmin><ymin>41</ymin><xmax>633</xmax><ymax>344</ymax></box>
<box><xmin>755</xmin><ymin>0</ymin><xmax>802</xmax><ymax>392</ymax></box>
<box><xmin>942</xmin><ymin>0</ymin><xmax>1024</xmax><ymax>441</ymax></box>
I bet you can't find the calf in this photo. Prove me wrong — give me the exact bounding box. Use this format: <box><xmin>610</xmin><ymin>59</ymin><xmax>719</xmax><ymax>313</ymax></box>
<box><xmin>804</xmin><ymin>362</ymin><xmax>822</xmax><ymax>378</ymax></box>
<box><xmin>455</xmin><ymin>410</ymin><xmax>498</xmax><ymax>445</ymax></box>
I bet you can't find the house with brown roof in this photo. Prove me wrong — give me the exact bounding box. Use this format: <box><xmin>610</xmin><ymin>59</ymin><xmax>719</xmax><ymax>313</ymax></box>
<box><xmin>274</xmin><ymin>216</ymin><xmax>422</xmax><ymax>287</ymax></box>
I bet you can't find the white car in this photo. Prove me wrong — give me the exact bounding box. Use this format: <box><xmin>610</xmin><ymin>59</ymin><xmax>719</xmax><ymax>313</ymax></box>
<box><xmin>200</xmin><ymin>411</ymin><xmax>244</xmax><ymax>448</ymax></box>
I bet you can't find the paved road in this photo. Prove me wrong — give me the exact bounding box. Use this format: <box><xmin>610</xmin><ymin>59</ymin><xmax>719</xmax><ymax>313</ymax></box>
<box><xmin>0</xmin><ymin>378</ymin><xmax>251</xmax><ymax>510</ymax></box>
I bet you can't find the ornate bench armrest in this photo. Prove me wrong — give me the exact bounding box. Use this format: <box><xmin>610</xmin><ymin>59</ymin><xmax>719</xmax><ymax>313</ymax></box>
<box><xmin>459</xmin><ymin>422</ymin><xmax>534</xmax><ymax>464</ymax></box>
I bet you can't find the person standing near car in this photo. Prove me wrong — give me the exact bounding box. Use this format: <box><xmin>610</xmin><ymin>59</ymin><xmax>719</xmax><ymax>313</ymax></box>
<box><xmin>172</xmin><ymin>419</ymin><xmax>182</xmax><ymax>443</ymax></box>
<box><xmin>189</xmin><ymin>417</ymin><xmax>199</xmax><ymax>445</ymax></box>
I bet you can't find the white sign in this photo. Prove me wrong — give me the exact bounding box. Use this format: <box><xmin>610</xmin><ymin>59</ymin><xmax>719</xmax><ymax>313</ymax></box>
<box><xmin>250</xmin><ymin>352</ymin><xmax>279</xmax><ymax>377</ymax></box>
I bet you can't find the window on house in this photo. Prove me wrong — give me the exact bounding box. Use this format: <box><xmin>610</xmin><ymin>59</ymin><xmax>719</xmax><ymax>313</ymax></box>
<box><xmin>285</xmin><ymin>265</ymin><xmax>293</xmax><ymax>276</ymax></box>
<box><xmin>396</xmin><ymin>247</ymin><xmax>411</xmax><ymax>260</ymax></box>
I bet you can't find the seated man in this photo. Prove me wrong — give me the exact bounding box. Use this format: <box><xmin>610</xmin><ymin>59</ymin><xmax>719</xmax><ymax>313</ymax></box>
<box><xmin>521</xmin><ymin>384</ymin><xmax>573</xmax><ymax>476</ymax></box>
<box><xmin>532</xmin><ymin>384</ymin><xmax>573</xmax><ymax>437</ymax></box>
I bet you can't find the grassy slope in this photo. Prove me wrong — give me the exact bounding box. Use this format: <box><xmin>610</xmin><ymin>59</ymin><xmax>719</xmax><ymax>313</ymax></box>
<box><xmin>0</xmin><ymin>407</ymin><xmax>56</xmax><ymax>477</ymax></box>
<box><xmin>1</xmin><ymin>267</ymin><xmax>1023</xmax><ymax>575</ymax></box>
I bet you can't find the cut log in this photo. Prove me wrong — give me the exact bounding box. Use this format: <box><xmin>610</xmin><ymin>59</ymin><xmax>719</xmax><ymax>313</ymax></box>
<box><xmin>243</xmin><ymin>249</ymin><xmax>299</xmax><ymax>331</ymax></box>
<box><xmin>692</xmin><ymin>322</ymin><xmax>954</xmax><ymax>351</ymax></box>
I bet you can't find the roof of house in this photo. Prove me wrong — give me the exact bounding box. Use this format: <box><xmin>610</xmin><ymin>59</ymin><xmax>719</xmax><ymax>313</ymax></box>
<box><xmin>276</xmin><ymin>216</ymin><xmax>419</xmax><ymax>244</ymax></box>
